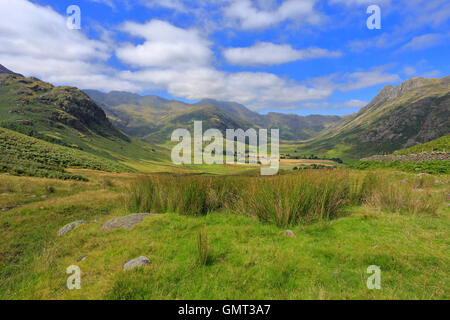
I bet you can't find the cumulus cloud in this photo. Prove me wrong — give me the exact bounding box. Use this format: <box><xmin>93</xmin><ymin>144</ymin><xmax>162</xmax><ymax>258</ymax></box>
<box><xmin>116</xmin><ymin>20</ymin><xmax>213</xmax><ymax>68</ymax></box>
<box><xmin>223</xmin><ymin>0</ymin><xmax>322</xmax><ymax>30</ymax></box>
<box><xmin>223</xmin><ymin>42</ymin><xmax>341</xmax><ymax>66</ymax></box>
<box><xmin>0</xmin><ymin>0</ymin><xmax>137</xmax><ymax>91</ymax></box>
<box><xmin>119</xmin><ymin>66</ymin><xmax>333</xmax><ymax>110</ymax></box>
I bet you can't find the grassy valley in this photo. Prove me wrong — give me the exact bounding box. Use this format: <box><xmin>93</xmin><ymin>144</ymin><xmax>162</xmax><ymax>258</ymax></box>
<box><xmin>0</xmin><ymin>65</ymin><xmax>449</xmax><ymax>300</ymax></box>
<box><xmin>84</xmin><ymin>90</ymin><xmax>342</xmax><ymax>143</ymax></box>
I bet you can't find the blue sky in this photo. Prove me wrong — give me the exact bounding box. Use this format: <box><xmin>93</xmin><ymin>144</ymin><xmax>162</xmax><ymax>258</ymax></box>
<box><xmin>0</xmin><ymin>0</ymin><xmax>449</xmax><ymax>115</ymax></box>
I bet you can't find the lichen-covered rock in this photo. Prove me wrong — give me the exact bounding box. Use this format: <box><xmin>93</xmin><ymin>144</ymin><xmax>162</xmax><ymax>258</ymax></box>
<box><xmin>102</xmin><ymin>213</ymin><xmax>157</xmax><ymax>231</ymax></box>
<box><xmin>123</xmin><ymin>256</ymin><xmax>151</xmax><ymax>271</ymax></box>
<box><xmin>57</xmin><ymin>220</ymin><xmax>88</xmax><ymax>237</ymax></box>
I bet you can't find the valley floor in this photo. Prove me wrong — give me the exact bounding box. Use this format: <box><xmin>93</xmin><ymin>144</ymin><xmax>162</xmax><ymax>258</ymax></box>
<box><xmin>0</xmin><ymin>169</ymin><xmax>448</xmax><ymax>300</ymax></box>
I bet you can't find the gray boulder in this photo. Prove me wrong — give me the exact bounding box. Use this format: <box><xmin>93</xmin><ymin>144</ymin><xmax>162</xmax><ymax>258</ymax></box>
<box><xmin>283</xmin><ymin>230</ymin><xmax>296</xmax><ymax>238</ymax></box>
<box><xmin>102</xmin><ymin>213</ymin><xmax>157</xmax><ymax>231</ymax></box>
<box><xmin>57</xmin><ymin>220</ymin><xmax>88</xmax><ymax>237</ymax></box>
<box><xmin>123</xmin><ymin>256</ymin><xmax>151</xmax><ymax>271</ymax></box>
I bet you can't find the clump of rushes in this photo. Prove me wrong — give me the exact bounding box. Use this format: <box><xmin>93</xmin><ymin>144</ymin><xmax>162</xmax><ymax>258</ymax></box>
<box><xmin>126</xmin><ymin>170</ymin><xmax>446</xmax><ymax>226</ymax></box>
<box><xmin>197</xmin><ymin>227</ymin><xmax>208</xmax><ymax>266</ymax></box>
<box><xmin>365</xmin><ymin>178</ymin><xmax>444</xmax><ymax>216</ymax></box>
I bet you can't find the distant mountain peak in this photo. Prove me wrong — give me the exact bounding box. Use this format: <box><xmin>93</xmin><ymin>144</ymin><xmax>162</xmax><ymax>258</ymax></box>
<box><xmin>0</xmin><ymin>64</ymin><xmax>23</xmax><ymax>77</ymax></box>
<box><xmin>363</xmin><ymin>76</ymin><xmax>443</xmax><ymax>114</ymax></box>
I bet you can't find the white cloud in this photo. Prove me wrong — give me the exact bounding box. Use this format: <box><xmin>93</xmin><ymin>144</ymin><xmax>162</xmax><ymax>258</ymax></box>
<box><xmin>309</xmin><ymin>67</ymin><xmax>400</xmax><ymax>92</ymax></box>
<box><xmin>223</xmin><ymin>0</ymin><xmax>322</xmax><ymax>30</ymax></box>
<box><xmin>119</xmin><ymin>67</ymin><xmax>333</xmax><ymax>110</ymax></box>
<box><xmin>403</xmin><ymin>66</ymin><xmax>417</xmax><ymax>77</ymax></box>
<box><xmin>329</xmin><ymin>0</ymin><xmax>390</xmax><ymax>6</ymax></box>
<box><xmin>397</xmin><ymin>33</ymin><xmax>445</xmax><ymax>52</ymax></box>
<box><xmin>223</xmin><ymin>42</ymin><xmax>341</xmax><ymax>66</ymax></box>
<box><xmin>141</xmin><ymin>0</ymin><xmax>189</xmax><ymax>12</ymax></box>
<box><xmin>343</xmin><ymin>99</ymin><xmax>367</xmax><ymax>108</ymax></box>
<box><xmin>116</xmin><ymin>20</ymin><xmax>213</xmax><ymax>68</ymax></box>
<box><xmin>0</xmin><ymin>0</ymin><xmax>137</xmax><ymax>91</ymax></box>
<box><xmin>339</xmin><ymin>69</ymin><xmax>400</xmax><ymax>91</ymax></box>
<box><xmin>423</xmin><ymin>70</ymin><xmax>441</xmax><ymax>78</ymax></box>
<box><xmin>90</xmin><ymin>0</ymin><xmax>116</xmax><ymax>8</ymax></box>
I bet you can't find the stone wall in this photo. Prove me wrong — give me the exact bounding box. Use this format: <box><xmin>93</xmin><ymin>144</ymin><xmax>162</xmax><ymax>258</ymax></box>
<box><xmin>361</xmin><ymin>152</ymin><xmax>450</xmax><ymax>162</ymax></box>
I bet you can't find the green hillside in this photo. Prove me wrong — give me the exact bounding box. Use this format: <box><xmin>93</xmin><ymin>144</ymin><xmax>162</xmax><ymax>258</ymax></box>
<box><xmin>394</xmin><ymin>135</ymin><xmax>450</xmax><ymax>155</ymax></box>
<box><xmin>292</xmin><ymin>77</ymin><xmax>450</xmax><ymax>160</ymax></box>
<box><xmin>0</xmin><ymin>127</ymin><xmax>130</xmax><ymax>180</ymax></box>
<box><xmin>0</xmin><ymin>72</ymin><xmax>171</xmax><ymax>173</ymax></box>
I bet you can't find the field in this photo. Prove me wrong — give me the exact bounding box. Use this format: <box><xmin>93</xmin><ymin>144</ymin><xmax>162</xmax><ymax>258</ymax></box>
<box><xmin>0</xmin><ymin>168</ymin><xmax>448</xmax><ymax>300</ymax></box>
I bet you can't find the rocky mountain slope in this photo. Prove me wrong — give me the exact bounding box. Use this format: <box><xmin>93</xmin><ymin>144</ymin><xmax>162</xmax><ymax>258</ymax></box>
<box><xmin>0</xmin><ymin>65</ymin><xmax>169</xmax><ymax>173</ymax></box>
<box><xmin>295</xmin><ymin>76</ymin><xmax>450</xmax><ymax>160</ymax></box>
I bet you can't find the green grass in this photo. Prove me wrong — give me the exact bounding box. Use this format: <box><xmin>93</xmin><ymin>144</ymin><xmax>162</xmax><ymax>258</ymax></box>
<box><xmin>0</xmin><ymin>170</ymin><xmax>448</xmax><ymax>299</ymax></box>
<box><xmin>126</xmin><ymin>169</ymin><xmax>444</xmax><ymax>227</ymax></box>
<box><xmin>0</xmin><ymin>127</ymin><xmax>132</xmax><ymax>180</ymax></box>
<box><xmin>394</xmin><ymin>135</ymin><xmax>450</xmax><ymax>155</ymax></box>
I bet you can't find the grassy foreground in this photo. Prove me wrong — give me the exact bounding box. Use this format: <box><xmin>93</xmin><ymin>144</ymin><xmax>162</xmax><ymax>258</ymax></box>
<box><xmin>0</xmin><ymin>169</ymin><xmax>448</xmax><ymax>300</ymax></box>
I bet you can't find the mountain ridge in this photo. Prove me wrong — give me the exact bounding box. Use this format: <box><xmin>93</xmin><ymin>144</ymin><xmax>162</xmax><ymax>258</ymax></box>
<box><xmin>84</xmin><ymin>89</ymin><xmax>343</xmax><ymax>143</ymax></box>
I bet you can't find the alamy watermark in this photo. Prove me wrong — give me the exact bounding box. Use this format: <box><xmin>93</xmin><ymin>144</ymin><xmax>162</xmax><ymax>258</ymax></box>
<box><xmin>67</xmin><ymin>5</ymin><xmax>81</xmax><ymax>30</ymax></box>
<box><xmin>171</xmin><ymin>121</ymin><xmax>280</xmax><ymax>175</ymax></box>
<box><xmin>367</xmin><ymin>5</ymin><xmax>381</xmax><ymax>30</ymax></box>
<box><xmin>366</xmin><ymin>265</ymin><xmax>381</xmax><ymax>290</ymax></box>
<box><xmin>66</xmin><ymin>265</ymin><xmax>81</xmax><ymax>290</ymax></box>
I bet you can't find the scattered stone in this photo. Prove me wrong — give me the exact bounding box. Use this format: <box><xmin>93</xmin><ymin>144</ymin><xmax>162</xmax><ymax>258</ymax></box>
<box><xmin>102</xmin><ymin>213</ymin><xmax>158</xmax><ymax>231</ymax></box>
<box><xmin>1</xmin><ymin>207</ymin><xmax>12</xmax><ymax>212</ymax></box>
<box><xmin>77</xmin><ymin>256</ymin><xmax>88</xmax><ymax>262</ymax></box>
<box><xmin>57</xmin><ymin>220</ymin><xmax>88</xmax><ymax>237</ymax></box>
<box><xmin>1</xmin><ymin>193</ymin><xmax>9</xmax><ymax>196</ymax></box>
<box><xmin>372</xmin><ymin>244</ymin><xmax>379</xmax><ymax>249</ymax></box>
<box><xmin>362</xmin><ymin>152</ymin><xmax>450</xmax><ymax>163</ymax></box>
<box><xmin>123</xmin><ymin>256</ymin><xmax>151</xmax><ymax>271</ymax></box>
<box><xmin>27</xmin><ymin>195</ymin><xmax>37</xmax><ymax>199</ymax></box>
<box><xmin>283</xmin><ymin>230</ymin><xmax>296</xmax><ymax>238</ymax></box>
<box><xmin>417</xmin><ymin>173</ymin><xmax>431</xmax><ymax>177</ymax></box>
<box><xmin>41</xmin><ymin>195</ymin><xmax>47</xmax><ymax>199</ymax></box>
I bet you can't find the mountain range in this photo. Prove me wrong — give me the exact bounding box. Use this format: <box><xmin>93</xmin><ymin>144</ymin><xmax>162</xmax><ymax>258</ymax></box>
<box><xmin>1</xmin><ymin>63</ymin><xmax>449</xmax><ymax>166</ymax></box>
<box><xmin>83</xmin><ymin>90</ymin><xmax>342</xmax><ymax>143</ymax></box>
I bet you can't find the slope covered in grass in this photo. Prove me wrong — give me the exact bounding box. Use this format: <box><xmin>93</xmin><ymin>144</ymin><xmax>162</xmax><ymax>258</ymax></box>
<box><xmin>0</xmin><ymin>73</ymin><xmax>170</xmax><ymax>172</ymax></box>
<box><xmin>0</xmin><ymin>127</ymin><xmax>132</xmax><ymax>180</ymax></box>
<box><xmin>394</xmin><ymin>135</ymin><xmax>450</xmax><ymax>155</ymax></box>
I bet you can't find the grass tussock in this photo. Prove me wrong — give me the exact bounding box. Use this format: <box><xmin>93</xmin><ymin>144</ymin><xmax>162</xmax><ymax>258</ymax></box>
<box><xmin>365</xmin><ymin>180</ymin><xmax>444</xmax><ymax>215</ymax></box>
<box><xmin>127</xmin><ymin>170</ymin><xmax>447</xmax><ymax>226</ymax></box>
<box><xmin>197</xmin><ymin>227</ymin><xmax>209</xmax><ymax>266</ymax></box>
<box><xmin>127</xmin><ymin>170</ymin><xmax>414</xmax><ymax>227</ymax></box>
